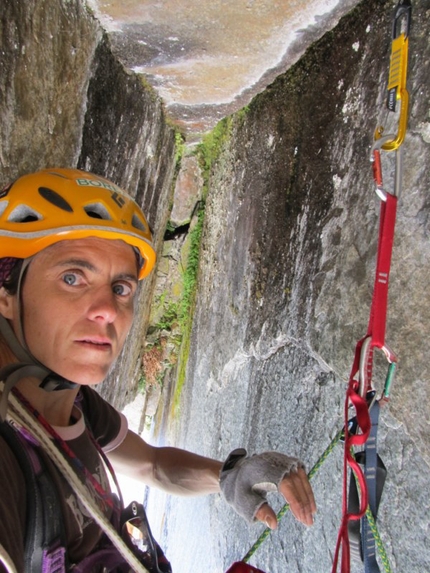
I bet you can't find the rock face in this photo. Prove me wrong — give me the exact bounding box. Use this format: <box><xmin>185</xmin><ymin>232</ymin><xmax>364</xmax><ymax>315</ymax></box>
<box><xmin>170</xmin><ymin>155</ymin><xmax>203</xmax><ymax>227</ymax></box>
<box><xmin>145</xmin><ymin>0</ymin><xmax>430</xmax><ymax>572</ymax></box>
<box><xmin>0</xmin><ymin>0</ymin><xmax>99</xmax><ymax>177</ymax></box>
<box><xmin>0</xmin><ymin>0</ymin><xmax>177</xmax><ymax>409</ymax></box>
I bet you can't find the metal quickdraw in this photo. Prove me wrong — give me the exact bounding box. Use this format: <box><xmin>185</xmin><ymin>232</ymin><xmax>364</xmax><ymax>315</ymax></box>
<box><xmin>333</xmin><ymin>2</ymin><xmax>412</xmax><ymax>573</ymax></box>
<box><xmin>227</xmin><ymin>3</ymin><xmax>412</xmax><ymax>573</ymax></box>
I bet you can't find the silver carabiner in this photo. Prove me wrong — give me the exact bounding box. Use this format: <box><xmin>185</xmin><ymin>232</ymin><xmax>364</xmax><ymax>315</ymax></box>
<box><xmin>371</xmin><ymin>136</ymin><xmax>404</xmax><ymax>200</ymax></box>
<box><xmin>358</xmin><ymin>335</ymin><xmax>398</xmax><ymax>402</ymax></box>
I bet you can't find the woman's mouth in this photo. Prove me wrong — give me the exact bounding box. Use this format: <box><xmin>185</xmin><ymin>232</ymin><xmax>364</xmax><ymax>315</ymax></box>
<box><xmin>75</xmin><ymin>338</ymin><xmax>112</xmax><ymax>350</ymax></box>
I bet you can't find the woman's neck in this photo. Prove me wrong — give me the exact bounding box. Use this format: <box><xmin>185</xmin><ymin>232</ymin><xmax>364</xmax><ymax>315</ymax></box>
<box><xmin>0</xmin><ymin>331</ymin><xmax>80</xmax><ymax>427</ymax></box>
<box><xmin>16</xmin><ymin>378</ymin><xmax>80</xmax><ymax>427</ymax></box>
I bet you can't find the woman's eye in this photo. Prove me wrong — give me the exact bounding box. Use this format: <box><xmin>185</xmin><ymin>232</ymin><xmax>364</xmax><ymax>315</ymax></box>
<box><xmin>112</xmin><ymin>283</ymin><xmax>133</xmax><ymax>296</ymax></box>
<box><xmin>62</xmin><ymin>273</ymin><xmax>78</xmax><ymax>285</ymax></box>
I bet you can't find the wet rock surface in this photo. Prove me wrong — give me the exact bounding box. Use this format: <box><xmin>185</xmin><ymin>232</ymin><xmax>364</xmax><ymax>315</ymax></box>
<box><xmin>87</xmin><ymin>0</ymin><xmax>361</xmax><ymax>136</ymax></box>
<box><xmin>145</xmin><ymin>0</ymin><xmax>430</xmax><ymax>571</ymax></box>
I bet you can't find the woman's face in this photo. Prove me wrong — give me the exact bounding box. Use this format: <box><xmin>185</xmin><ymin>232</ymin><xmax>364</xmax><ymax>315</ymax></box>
<box><xmin>1</xmin><ymin>237</ymin><xmax>139</xmax><ymax>385</ymax></box>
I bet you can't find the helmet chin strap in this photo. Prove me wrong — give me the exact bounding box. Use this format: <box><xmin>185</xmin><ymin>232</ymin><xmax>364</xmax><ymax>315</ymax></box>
<box><xmin>0</xmin><ymin>259</ymin><xmax>77</xmax><ymax>421</ymax></box>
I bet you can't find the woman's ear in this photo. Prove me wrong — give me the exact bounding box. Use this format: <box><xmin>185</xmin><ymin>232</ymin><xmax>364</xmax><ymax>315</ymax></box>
<box><xmin>0</xmin><ymin>287</ymin><xmax>15</xmax><ymax>320</ymax></box>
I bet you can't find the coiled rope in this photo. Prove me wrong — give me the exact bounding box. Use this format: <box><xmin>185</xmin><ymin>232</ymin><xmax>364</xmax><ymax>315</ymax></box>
<box><xmin>5</xmin><ymin>389</ymin><xmax>151</xmax><ymax>573</ymax></box>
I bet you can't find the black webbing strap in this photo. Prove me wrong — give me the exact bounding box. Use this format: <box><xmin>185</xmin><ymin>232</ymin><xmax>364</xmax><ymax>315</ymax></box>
<box><xmin>363</xmin><ymin>402</ymin><xmax>382</xmax><ymax>572</ymax></box>
<box><xmin>347</xmin><ymin>402</ymin><xmax>387</xmax><ymax>571</ymax></box>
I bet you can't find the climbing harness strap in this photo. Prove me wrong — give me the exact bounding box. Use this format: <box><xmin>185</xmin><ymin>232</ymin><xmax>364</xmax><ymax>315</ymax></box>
<box><xmin>361</xmin><ymin>403</ymin><xmax>384</xmax><ymax>573</ymax></box>
<box><xmin>13</xmin><ymin>387</ymin><xmax>121</xmax><ymax>515</ymax></box>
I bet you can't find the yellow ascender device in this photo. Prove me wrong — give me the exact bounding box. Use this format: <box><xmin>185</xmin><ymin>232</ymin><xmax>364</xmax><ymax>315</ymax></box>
<box><xmin>375</xmin><ymin>0</ymin><xmax>412</xmax><ymax>151</ymax></box>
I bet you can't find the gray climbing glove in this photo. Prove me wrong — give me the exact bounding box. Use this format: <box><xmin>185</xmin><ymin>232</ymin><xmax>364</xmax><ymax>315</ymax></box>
<box><xmin>219</xmin><ymin>448</ymin><xmax>305</xmax><ymax>522</ymax></box>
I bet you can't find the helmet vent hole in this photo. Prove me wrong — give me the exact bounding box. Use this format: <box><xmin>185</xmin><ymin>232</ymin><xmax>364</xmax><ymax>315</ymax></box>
<box><xmin>132</xmin><ymin>213</ymin><xmax>146</xmax><ymax>232</ymax></box>
<box><xmin>8</xmin><ymin>204</ymin><xmax>43</xmax><ymax>223</ymax></box>
<box><xmin>84</xmin><ymin>203</ymin><xmax>111</xmax><ymax>221</ymax></box>
<box><xmin>38</xmin><ymin>187</ymin><xmax>73</xmax><ymax>212</ymax></box>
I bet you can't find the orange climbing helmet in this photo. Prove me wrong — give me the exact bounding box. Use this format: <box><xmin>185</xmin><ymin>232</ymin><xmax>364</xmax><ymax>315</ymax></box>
<box><xmin>0</xmin><ymin>168</ymin><xmax>156</xmax><ymax>279</ymax></box>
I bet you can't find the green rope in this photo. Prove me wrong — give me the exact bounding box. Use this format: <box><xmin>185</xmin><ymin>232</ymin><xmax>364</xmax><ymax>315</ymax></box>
<box><xmin>242</xmin><ymin>428</ymin><xmax>343</xmax><ymax>563</ymax></box>
<box><xmin>364</xmin><ymin>506</ymin><xmax>393</xmax><ymax>573</ymax></box>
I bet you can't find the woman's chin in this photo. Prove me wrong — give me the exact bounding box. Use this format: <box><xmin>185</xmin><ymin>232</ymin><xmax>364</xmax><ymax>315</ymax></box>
<box><xmin>54</xmin><ymin>366</ymin><xmax>108</xmax><ymax>387</ymax></box>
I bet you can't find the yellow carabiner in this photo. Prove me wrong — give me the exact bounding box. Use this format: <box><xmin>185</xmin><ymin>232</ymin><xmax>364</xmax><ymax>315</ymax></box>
<box><xmin>375</xmin><ymin>0</ymin><xmax>411</xmax><ymax>151</ymax></box>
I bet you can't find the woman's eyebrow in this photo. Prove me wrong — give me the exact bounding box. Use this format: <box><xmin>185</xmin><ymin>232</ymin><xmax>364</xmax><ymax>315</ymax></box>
<box><xmin>55</xmin><ymin>259</ymin><xmax>98</xmax><ymax>272</ymax></box>
<box><xmin>54</xmin><ymin>259</ymin><xmax>138</xmax><ymax>283</ymax></box>
<box><xmin>115</xmin><ymin>272</ymin><xmax>139</xmax><ymax>284</ymax></box>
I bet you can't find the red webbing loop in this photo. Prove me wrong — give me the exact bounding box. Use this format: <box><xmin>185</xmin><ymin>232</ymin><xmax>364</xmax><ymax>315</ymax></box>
<box><xmin>332</xmin><ymin>190</ymin><xmax>398</xmax><ymax>573</ymax></box>
<box><xmin>367</xmin><ymin>193</ymin><xmax>398</xmax><ymax>349</ymax></box>
<box><xmin>332</xmin><ymin>361</ymin><xmax>371</xmax><ymax>573</ymax></box>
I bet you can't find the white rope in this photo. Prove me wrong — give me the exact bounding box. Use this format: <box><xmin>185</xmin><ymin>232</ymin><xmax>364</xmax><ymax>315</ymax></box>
<box><xmin>6</xmin><ymin>393</ymin><xmax>150</xmax><ymax>573</ymax></box>
<box><xmin>0</xmin><ymin>543</ymin><xmax>18</xmax><ymax>573</ymax></box>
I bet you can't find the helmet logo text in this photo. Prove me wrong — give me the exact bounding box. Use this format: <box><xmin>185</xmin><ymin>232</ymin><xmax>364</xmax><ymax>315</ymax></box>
<box><xmin>111</xmin><ymin>192</ymin><xmax>126</xmax><ymax>208</ymax></box>
<box><xmin>75</xmin><ymin>178</ymin><xmax>127</xmax><ymax>208</ymax></box>
<box><xmin>76</xmin><ymin>178</ymin><xmax>120</xmax><ymax>193</ymax></box>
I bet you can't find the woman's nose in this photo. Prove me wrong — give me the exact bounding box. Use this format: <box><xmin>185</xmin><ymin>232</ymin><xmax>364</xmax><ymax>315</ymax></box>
<box><xmin>87</xmin><ymin>288</ymin><xmax>118</xmax><ymax>323</ymax></box>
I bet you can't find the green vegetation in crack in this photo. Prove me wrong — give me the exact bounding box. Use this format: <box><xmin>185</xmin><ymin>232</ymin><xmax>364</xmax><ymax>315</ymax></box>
<box><xmin>142</xmin><ymin>114</ymin><xmax>236</xmax><ymax>414</ymax></box>
<box><xmin>170</xmin><ymin>117</ymin><xmax>237</xmax><ymax>412</ymax></box>
<box><xmin>141</xmin><ymin>203</ymin><xmax>205</xmax><ymax>404</ymax></box>
<box><xmin>174</xmin><ymin>130</ymin><xmax>186</xmax><ymax>169</ymax></box>
<box><xmin>196</xmin><ymin>115</ymin><xmax>234</xmax><ymax>193</ymax></box>
<box><xmin>171</xmin><ymin>203</ymin><xmax>205</xmax><ymax>413</ymax></box>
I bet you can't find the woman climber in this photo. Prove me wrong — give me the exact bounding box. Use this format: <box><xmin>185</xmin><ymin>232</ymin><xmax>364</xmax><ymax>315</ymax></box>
<box><xmin>0</xmin><ymin>168</ymin><xmax>316</xmax><ymax>572</ymax></box>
